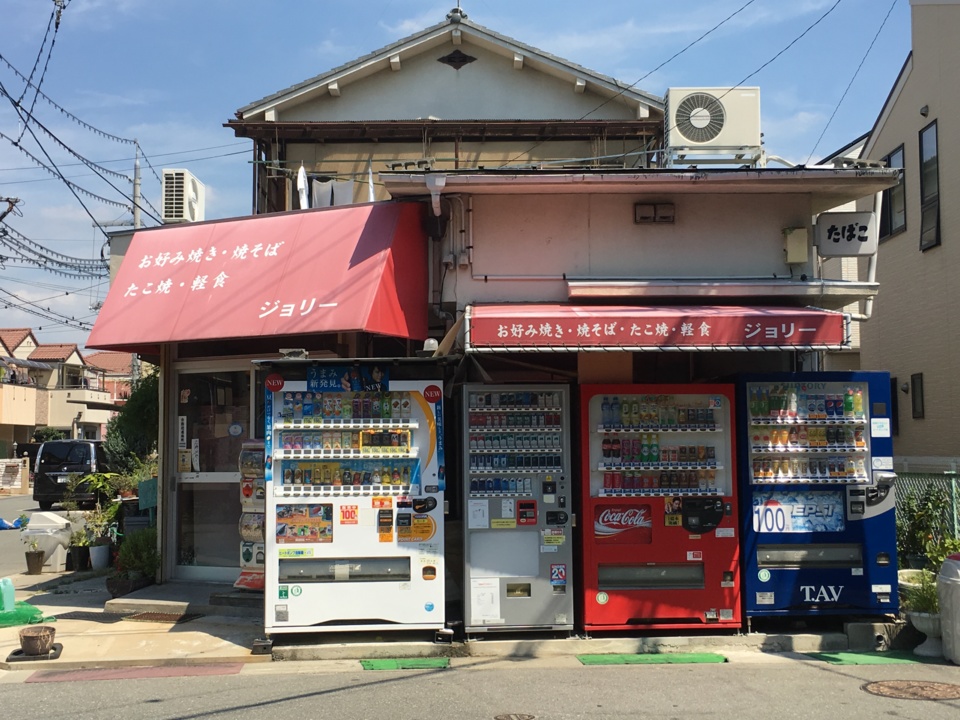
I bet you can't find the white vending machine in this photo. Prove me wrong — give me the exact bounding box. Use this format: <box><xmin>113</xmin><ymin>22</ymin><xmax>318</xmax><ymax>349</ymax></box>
<box><xmin>263</xmin><ymin>365</ymin><xmax>446</xmax><ymax>635</ymax></box>
<box><xmin>462</xmin><ymin>384</ymin><xmax>574</xmax><ymax>634</ymax></box>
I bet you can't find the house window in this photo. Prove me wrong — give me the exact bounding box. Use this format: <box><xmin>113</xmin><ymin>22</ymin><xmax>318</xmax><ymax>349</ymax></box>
<box><xmin>879</xmin><ymin>145</ymin><xmax>905</xmax><ymax>240</ymax></box>
<box><xmin>910</xmin><ymin>372</ymin><xmax>925</xmax><ymax>419</ymax></box>
<box><xmin>919</xmin><ymin>121</ymin><xmax>940</xmax><ymax>250</ymax></box>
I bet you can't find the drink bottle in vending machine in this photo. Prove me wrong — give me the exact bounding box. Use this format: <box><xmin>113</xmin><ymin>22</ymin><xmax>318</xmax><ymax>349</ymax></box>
<box><xmin>580</xmin><ymin>384</ymin><xmax>741</xmax><ymax>631</ymax></box>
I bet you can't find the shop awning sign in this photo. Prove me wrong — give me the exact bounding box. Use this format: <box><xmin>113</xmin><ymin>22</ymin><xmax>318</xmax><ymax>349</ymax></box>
<box><xmin>87</xmin><ymin>203</ymin><xmax>428</xmax><ymax>354</ymax></box>
<box><xmin>465</xmin><ymin>304</ymin><xmax>849</xmax><ymax>352</ymax></box>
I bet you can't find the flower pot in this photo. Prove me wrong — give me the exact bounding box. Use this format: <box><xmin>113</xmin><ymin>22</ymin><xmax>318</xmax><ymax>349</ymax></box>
<box><xmin>24</xmin><ymin>549</ymin><xmax>45</xmax><ymax>575</ymax></box>
<box><xmin>69</xmin><ymin>545</ymin><xmax>91</xmax><ymax>572</ymax></box>
<box><xmin>89</xmin><ymin>543</ymin><xmax>111</xmax><ymax>570</ymax></box>
<box><xmin>19</xmin><ymin>625</ymin><xmax>56</xmax><ymax>656</ymax></box>
<box><xmin>907</xmin><ymin>611</ymin><xmax>943</xmax><ymax>657</ymax></box>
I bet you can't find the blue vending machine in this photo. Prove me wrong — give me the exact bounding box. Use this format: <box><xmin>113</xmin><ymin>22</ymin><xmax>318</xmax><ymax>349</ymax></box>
<box><xmin>738</xmin><ymin>372</ymin><xmax>897</xmax><ymax>621</ymax></box>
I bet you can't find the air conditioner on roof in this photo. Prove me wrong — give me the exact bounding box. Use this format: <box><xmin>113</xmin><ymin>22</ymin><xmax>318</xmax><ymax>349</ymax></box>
<box><xmin>161</xmin><ymin>169</ymin><xmax>205</xmax><ymax>223</ymax></box>
<box><xmin>665</xmin><ymin>87</ymin><xmax>761</xmax><ymax>152</ymax></box>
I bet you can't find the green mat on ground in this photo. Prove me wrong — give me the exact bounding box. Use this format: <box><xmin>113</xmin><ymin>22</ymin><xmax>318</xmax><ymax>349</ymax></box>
<box><xmin>0</xmin><ymin>601</ymin><xmax>56</xmax><ymax>628</ymax></box>
<box><xmin>577</xmin><ymin>653</ymin><xmax>727</xmax><ymax>665</ymax></box>
<box><xmin>360</xmin><ymin>658</ymin><xmax>450</xmax><ymax>670</ymax></box>
<box><xmin>804</xmin><ymin>651</ymin><xmax>944</xmax><ymax>665</ymax></box>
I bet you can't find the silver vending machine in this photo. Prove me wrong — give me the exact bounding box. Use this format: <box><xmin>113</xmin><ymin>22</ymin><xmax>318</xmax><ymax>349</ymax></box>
<box><xmin>462</xmin><ymin>384</ymin><xmax>574</xmax><ymax>634</ymax></box>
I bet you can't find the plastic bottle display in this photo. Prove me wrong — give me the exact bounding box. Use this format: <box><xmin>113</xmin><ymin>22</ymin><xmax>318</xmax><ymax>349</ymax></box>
<box><xmin>594</xmin><ymin>392</ymin><xmax>726</xmax><ymax>495</ymax></box>
<box><xmin>747</xmin><ymin>383</ymin><xmax>869</xmax><ymax>483</ymax></box>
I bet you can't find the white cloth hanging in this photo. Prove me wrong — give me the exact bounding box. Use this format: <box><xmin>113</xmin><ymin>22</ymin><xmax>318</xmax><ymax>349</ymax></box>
<box><xmin>332</xmin><ymin>179</ymin><xmax>354</xmax><ymax>206</ymax></box>
<box><xmin>297</xmin><ymin>165</ymin><xmax>309</xmax><ymax>209</ymax></box>
<box><xmin>312</xmin><ymin>180</ymin><xmax>333</xmax><ymax>208</ymax></box>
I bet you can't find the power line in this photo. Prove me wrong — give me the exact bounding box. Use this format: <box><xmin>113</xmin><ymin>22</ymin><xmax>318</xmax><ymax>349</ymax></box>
<box><xmin>0</xmin><ymin>50</ymin><xmax>135</xmax><ymax>146</ymax></box>
<box><xmin>806</xmin><ymin>0</ymin><xmax>898</xmax><ymax>165</ymax></box>
<box><xmin>500</xmin><ymin>0</ymin><xmax>759</xmax><ymax>167</ymax></box>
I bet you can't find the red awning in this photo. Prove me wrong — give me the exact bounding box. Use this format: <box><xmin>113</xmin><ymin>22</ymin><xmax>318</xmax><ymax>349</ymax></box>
<box><xmin>87</xmin><ymin>203</ymin><xmax>428</xmax><ymax>354</ymax></box>
<box><xmin>465</xmin><ymin>304</ymin><xmax>849</xmax><ymax>352</ymax></box>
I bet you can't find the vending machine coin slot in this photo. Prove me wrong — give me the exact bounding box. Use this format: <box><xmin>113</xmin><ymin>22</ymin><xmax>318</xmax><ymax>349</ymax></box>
<box><xmin>543</xmin><ymin>480</ymin><xmax>557</xmax><ymax>495</ymax></box>
<box><xmin>559</xmin><ymin>495</ymin><xmax>567</xmax><ymax>509</ymax></box>
<box><xmin>682</xmin><ymin>498</ymin><xmax>723</xmax><ymax>533</ymax></box>
<box><xmin>412</xmin><ymin>497</ymin><xmax>437</xmax><ymax>513</ymax></box>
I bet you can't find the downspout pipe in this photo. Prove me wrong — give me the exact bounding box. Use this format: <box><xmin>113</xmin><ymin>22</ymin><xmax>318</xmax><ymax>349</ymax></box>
<box><xmin>846</xmin><ymin>191</ymin><xmax>883</xmax><ymax>322</ymax></box>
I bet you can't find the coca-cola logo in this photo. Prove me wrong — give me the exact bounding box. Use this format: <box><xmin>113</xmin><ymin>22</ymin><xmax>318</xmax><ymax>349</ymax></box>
<box><xmin>423</xmin><ymin>385</ymin><xmax>442</xmax><ymax>403</ymax></box>
<box><xmin>595</xmin><ymin>504</ymin><xmax>653</xmax><ymax>544</ymax></box>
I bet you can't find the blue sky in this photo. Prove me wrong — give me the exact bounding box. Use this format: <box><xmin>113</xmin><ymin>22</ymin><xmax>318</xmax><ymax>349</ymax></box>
<box><xmin>0</xmin><ymin>0</ymin><xmax>911</xmax><ymax>351</ymax></box>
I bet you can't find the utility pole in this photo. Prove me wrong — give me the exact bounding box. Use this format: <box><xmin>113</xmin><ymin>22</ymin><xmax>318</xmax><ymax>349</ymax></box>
<box><xmin>0</xmin><ymin>197</ymin><xmax>20</xmax><ymax>223</ymax></box>
<box><xmin>133</xmin><ymin>145</ymin><xmax>141</xmax><ymax>229</ymax></box>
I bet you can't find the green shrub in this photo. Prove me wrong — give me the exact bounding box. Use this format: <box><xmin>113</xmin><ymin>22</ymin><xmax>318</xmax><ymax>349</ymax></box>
<box><xmin>117</xmin><ymin>527</ymin><xmax>158</xmax><ymax>579</ymax></box>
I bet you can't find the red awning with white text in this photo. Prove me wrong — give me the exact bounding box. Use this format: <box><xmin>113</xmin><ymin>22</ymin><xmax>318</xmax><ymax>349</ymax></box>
<box><xmin>87</xmin><ymin>203</ymin><xmax>428</xmax><ymax>354</ymax></box>
<box><xmin>465</xmin><ymin>304</ymin><xmax>849</xmax><ymax>352</ymax></box>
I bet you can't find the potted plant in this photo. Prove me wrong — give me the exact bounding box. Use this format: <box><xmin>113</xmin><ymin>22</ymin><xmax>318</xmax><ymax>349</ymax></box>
<box><xmin>106</xmin><ymin>526</ymin><xmax>158</xmax><ymax>598</ymax></box>
<box><xmin>84</xmin><ymin>499</ymin><xmax>119</xmax><ymax>570</ymax></box>
<box><xmin>68</xmin><ymin>528</ymin><xmax>91</xmax><ymax>572</ymax></box>
<box><xmin>19</xmin><ymin>514</ymin><xmax>45</xmax><ymax>575</ymax></box>
<box><xmin>902</xmin><ymin>569</ymin><xmax>942</xmax><ymax>657</ymax></box>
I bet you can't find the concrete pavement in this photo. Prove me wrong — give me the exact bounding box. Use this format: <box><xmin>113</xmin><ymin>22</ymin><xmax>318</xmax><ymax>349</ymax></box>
<box><xmin>0</xmin><ymin>566</ymin><xmax>937</xmax><ymax>673</ymax></box>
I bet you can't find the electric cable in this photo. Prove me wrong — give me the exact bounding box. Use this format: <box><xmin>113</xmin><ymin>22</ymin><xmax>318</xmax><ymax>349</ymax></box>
<box><xmin>499</xmin><ymin>0</ymin><xmax>759</xmax><ymax>167</ymax></box>
<box><xmin>806</xmin><ymin>0</ymin><xmax>898</xmax><ymax>165</ymax></box>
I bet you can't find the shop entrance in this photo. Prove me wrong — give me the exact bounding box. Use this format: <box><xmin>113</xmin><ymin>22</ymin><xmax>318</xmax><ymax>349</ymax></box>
<box><xmin>171</xmin><ymin>364</ymin><xmax>258</xmax><ymax>582</ymax></box>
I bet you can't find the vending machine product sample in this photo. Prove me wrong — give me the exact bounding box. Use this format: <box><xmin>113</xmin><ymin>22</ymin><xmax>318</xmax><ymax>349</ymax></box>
<box><xmin>580</xmin><ymin>384</ymin><xmax>741</xmax><ymax>631</ymax></box>
<box><xmin>462</xmin><ymin>385</ymin><xmax>574</xmax><ymax>633</ymax></box>
<box><xmin>236</xmin><ymin>439</ymin><xmax>266</xmax><ymax>590</ymax></box>
<box><xmin>263</xmin><ymin>366</ymin><xmax>446</xmax><ymax>634</ymax></box>
<box><xmin>738</xmin><ymin>372</ymin><xmax>897</xmax><ymax>619</ymax></box>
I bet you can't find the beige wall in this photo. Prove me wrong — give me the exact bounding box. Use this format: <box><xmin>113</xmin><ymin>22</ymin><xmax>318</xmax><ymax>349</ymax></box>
<box><xmin>0</xmin><ymin>384</ymin><xmax>38</xmax><ymax>426</ymax></box>
<box><xmin>859</xmin><ymin>0</ymin><xmax>960</xmax><ymax>469</ymax></box>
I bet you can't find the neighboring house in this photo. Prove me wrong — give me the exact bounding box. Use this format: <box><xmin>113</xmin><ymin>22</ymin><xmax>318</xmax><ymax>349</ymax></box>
<box><xmin>28</xmin><ymin>343</ymin><xmax>116</xmax><ymax>439</ymax></box>
<box><xmin>0</xmin><ymin>330</ymin><xmax>122</xmax><ymax>453</ymax></box>
<box><xmin>85</xmin><ymin>351</ymin><xmax>137</xmax><ymax>406</ymax></box>
<box><xmin>857</xmin><ymin>0</ymin><xmax>959</xmax><ymax>471</ymax></box>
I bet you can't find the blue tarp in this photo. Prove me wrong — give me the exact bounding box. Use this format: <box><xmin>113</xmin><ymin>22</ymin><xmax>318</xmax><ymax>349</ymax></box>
<box><xmin>0</xmin><ymin>517</ymin><xmax>25</xmax><ymax>530</ymax></box>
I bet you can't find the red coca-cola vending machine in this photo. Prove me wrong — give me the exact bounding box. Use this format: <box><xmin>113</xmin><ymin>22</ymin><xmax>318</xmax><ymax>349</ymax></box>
<box><xmin>579</xmin><ymin>384</ymin><xmax>741</xmax><ymax>631</ymax></box>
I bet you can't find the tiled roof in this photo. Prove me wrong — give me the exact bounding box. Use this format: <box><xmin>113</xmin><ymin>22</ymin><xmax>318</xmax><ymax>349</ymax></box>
<box><xmin>85</xmin><ymin>351</ymin><xmax>133</xmax><ymax>374</ymax></box>
<box><xmin>0</xmin><ymin>328</ymin><xmax>33</xmax><ymax>351</ymax></box>
<box><xmin>29</xmin><ymin>343</ymin><xmax>80</xmax><ymax>362</ymax></box>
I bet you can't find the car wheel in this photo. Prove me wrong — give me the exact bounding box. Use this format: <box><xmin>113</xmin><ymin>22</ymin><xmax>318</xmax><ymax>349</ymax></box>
<box><xmin>38</xmin><ymin>501</ymin><xmax>53</xmax><ymax>511</ymax></box>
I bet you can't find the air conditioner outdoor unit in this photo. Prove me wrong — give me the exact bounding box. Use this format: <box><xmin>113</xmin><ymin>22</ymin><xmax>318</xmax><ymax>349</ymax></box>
<box><xmin>665</xmin><ymin>87</ymin><xmax>761</xmax><ymax>151</ymax></box>
<box><xmin>161</xmin><ymin>169</ymin><xmax>206</xmax><ymax>223</ymax></box>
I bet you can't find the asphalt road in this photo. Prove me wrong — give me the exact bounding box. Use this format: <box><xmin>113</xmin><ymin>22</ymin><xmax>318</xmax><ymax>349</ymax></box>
<box><xmin>1</xmin><ymin>658</ymin><xmax>960</xmax><ymax>719</ymax></box>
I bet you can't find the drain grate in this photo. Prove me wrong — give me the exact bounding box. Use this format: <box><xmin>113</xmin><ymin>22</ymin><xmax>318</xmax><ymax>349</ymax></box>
<box><xmin>862</xmin><ymin>680</ymin><xmax>960</xmax><ymax>701</ymax></box>
<box><xmin>53</xmin><ymin>611</ymin><xmax>126</xmax><ymax>624</ymax></box>
<box><xmin>122</xmin><ymin>612</ymin><xmax>202</xmax><ymax>624</ymax></box>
